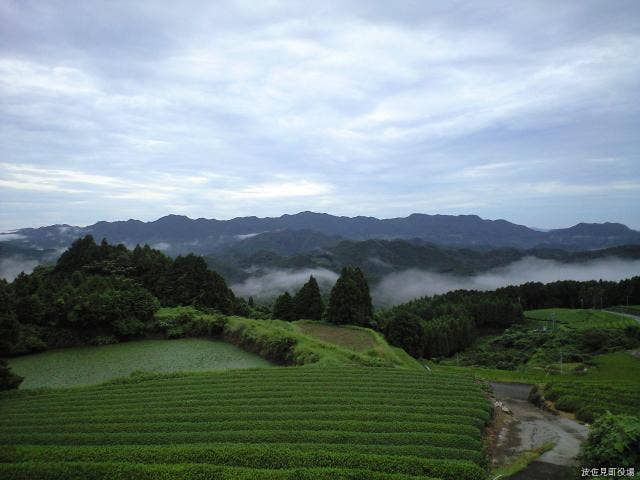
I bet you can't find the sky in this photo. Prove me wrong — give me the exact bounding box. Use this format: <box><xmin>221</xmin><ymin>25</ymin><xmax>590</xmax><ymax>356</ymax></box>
<box><xmin>1</xmin><ymin>0</ymin><xmax>639</xmax><ymax>231</ymax></box>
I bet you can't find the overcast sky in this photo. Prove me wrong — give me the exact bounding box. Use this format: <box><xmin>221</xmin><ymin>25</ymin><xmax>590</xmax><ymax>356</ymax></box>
<box><xmin>1</xmin><ymin>0</ymin><xmax>639</xmax><ymax>231</ymax></box>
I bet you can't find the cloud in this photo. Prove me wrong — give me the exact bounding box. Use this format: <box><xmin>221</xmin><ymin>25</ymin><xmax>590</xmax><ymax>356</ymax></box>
<box><xmin>231</xmin><ymin>268</ymin><xmax>338</xmax><ymax>300</ymax></box>
<box><xmin>373</xmin><ymin>256</ymin><xmax>640</xmax><ymax>306</ymax></box>
<box><xmin>0</xmin><ymin>233</ymin><xmax>26</xmax><ymax>241</ymax></box>
<box><xmin>1</xmin><ymin>2</ymin><xmax>639</xmax><ymax>230</ymax></box>
<box><xmin>0</xmin><ymin>257</ymin><xmax>39</xmax><ymax>281</ymax></box>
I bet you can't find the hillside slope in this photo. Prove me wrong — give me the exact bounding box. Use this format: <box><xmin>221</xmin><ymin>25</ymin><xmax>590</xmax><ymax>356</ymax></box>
<box><xmin>0</xmin><ymin>366</ymin><xmax>490</xmax><ymax>480</ymax></box>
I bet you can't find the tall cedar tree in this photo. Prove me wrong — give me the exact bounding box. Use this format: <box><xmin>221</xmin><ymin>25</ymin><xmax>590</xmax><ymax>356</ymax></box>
<box><xmin>327</xmin><ymin>266</ymin><xmax>373</xmax><ymax>326</ymax></box>
<box><xmin>0</xmin><ymin>280</ymin><xmax>23</xmax><ymax>389</ymax></box>
<box><xmin>273</xmin><ymin>291</ymin><xmax>295</xmax><ymax>321</ymax></box>
<box><xmin>293</xmin><ymin>275</ymin><xmax>324</xmax><ymax>320</ymax></box>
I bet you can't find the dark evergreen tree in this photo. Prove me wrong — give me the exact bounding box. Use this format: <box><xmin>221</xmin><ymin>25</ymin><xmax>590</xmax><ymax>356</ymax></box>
<box><xmin>384</xmin><ymin>311</ymin><xmax>424</xmax><ymax>357</ymax></box>
<box><xmin>163</xmin><ymin>254</ymin><xmax>237</xmax><ymax>314</ymax></box>
<box><xmin>293</xmin><ymin>275</ymin><xmax>324</xmax><ymax>320</ymax></box>
<box><xmin>0</xmin><ymin>359</ymin><xmax>22</xmax><ymax>391</ymax></box>
<box><xmin>273</xmin><ymin>291</ymin><xmax>295</xmax><ymax>321</ymax></box>
<box><xmin>327</xmin><ymin>266</ymin><xmax>373</xmax><ymax>326</ymax></box>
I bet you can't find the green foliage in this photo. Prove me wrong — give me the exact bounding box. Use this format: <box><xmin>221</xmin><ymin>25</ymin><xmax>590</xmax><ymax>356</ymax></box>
<box><xmin>65</xmin><ymin>276</ymin><xmax>159</xmax><ymax>337</ymax></box>
<box><xmin>453</xmin><ymin>308</ymin><xmax>640</xmax><ymax>373</ymax></box>
<box><xmin>161</xmin><ymin>254</ymin><xmax>237</xmax><ymax>314</ymax></box>
<box><xmin>273</xmin><ymin>292</ymin><xmax>295</xmax><ymax>321</ymax></box>
<box><xmin>292</xmin><ymin>275</ymin><xmax>324</xmax><ymax>320</ymax></box>
<box><xmin>6</xmin><ymin>338</ymin><xmax>271</xmax><ymax>389</ymax></box>
<box><xmin>153</xmin><ymin>307</ymin><xmax>422</xmax><ymax>370</ymax></box>
<box><xmin>526</xmin><ymin>308</ymin><xmax>638</xmax><ymax>332</ymax></box>
<box><xmin>0</xmin><ymin>359</ymin><xmax>23</xmax><ymax>391</ymax></box>
<box><xmin>327</xmin><ymin>266</ymin><xmax>373</xmax><ymax>326</ymax></box>
<box><xmin>384</xmin><ymin>312</ymin><xmax>425</xmax><ymax>358</ymax></box>
<box><xmin>2</xmin><ymin>236</ymin><xmax>244</xmax><ymax>355</ymax></box>
<box><xmin>578</xmin><ymin>413</ymin><xmax>640</xmax><ymax>468</ymax></box>
<box><xmin>0</xmin><ymin>366</ymin><xmax>489</xmax><ymax>480</ymax></box>
<box><xmin>543</xmin><ymin>353</ymin><xmax>640</xmax><ymax>422</ymax></box>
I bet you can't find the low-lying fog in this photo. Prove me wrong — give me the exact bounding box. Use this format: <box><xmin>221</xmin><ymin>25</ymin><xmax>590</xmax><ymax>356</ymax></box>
<box><xmin>231</xmin><ymin>268</ymin><xmax>339</xmax><ymax>300</ymax></box>
<box><xmin>0</xmin><ymin>257</ymin><xmax>40</xmax><ymax>282</ymax></box>
<box><xmin>230</xmin><ymin>257</ymin><xmax>640</xmax><ymax>306</ymax></box>
<box><xmin>372</xmin><ymin>257</ymin><xmax>640</xmax><ymax>305</ymax></box>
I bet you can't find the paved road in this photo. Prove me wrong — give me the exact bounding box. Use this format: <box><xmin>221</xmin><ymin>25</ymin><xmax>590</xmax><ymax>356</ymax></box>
<box><xmin>490</xmin><ymin>382</ymin><xmax>588</xmax><ymax>480</ymax></box>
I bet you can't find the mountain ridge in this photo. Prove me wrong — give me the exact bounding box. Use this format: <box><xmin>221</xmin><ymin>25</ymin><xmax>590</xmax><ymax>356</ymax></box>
<box><xmin>3</xmin><ymin>211</ymin><xmax>640</xmax><ymax>254</ymax></box>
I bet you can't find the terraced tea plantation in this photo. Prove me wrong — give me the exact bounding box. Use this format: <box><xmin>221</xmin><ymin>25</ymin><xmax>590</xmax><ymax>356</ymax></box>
<box><xmin>525</xmin><ymin>308</ymin><xmax>637</xmax><ymax>331</ymax></box>
<box><xmin>543</xmin><ymin>352</ymin><xmax>640</xmax><ymax>422</ymax></box>
<box><xmin>0</xmin><ymin>366</ymin><xmax>490</xmax><ymax>480</ymax></box>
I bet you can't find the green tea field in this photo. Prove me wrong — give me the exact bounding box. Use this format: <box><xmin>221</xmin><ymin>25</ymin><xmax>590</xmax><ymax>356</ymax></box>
<box><xmin>7</xmin><ymin>339</ymin><xmax>272</xmax><ymax>389</ymax></box>
<box><xmin>0</xmin><ymin>366</ymin><xmax>490</xmax><ymax>480</ymax></box>
<box><xmin>543</xmin><ymin>352</ymin><xmax>640</xmax><ymax>422</ymax></box>
<box><xmin>525</xmin><ymin>308</ymin><xmax>637</xmax><ymax>331</ymax></box>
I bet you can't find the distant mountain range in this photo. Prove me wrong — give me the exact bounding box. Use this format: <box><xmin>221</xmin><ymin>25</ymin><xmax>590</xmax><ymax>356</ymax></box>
<box><xmin>2</xmin><ymin>213</ymin><xmax>640</xmax><ymax>287</ymax></box>
<box><xmin>207</xmin><ymin>241</ymin><xmax>640</xmax><ymax>284</ymax></box>
<box><xmin>4</xmin><ymin>212</ymin><xmax>640</xmax><ymax>255</ymax></box>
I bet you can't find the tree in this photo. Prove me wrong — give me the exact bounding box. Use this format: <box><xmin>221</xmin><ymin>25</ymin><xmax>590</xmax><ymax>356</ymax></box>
<box><xmin>163</xmin><ymin>254</ymin><xmax>237</xmax><ymax>314</ymax></box>
<box><xmin>384</xmin><ymin>311</ymin><xmax>424</xmax><ymax>358</ymax></box>
<box><xmin>273</xmin><ymin>292</ymin><xmax>295</xmax><ymax>321</ymax></box>
<box><xmin>327</xmin><ymin>266</ymin><xmax>373</xmax><ymax>326</ymax></box>
<box><xmin>293</xmin><ymin>275</ymin><xmax>324</xmax><ymax>320</ymax></box>
<box><xmin>0</xmin><ymin>359</ymin><xmax>22</xmax><ymax>391</ymax></box>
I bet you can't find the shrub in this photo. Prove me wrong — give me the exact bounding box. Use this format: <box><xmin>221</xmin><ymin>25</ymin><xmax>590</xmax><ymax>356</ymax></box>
<box><xmin>578</xmin><ymin>413</ymin><xmax>640</xmax><ymax>468</ymax></box>
<box><xmin>0</xmin><ymin>359</ymin><xmax>23</xmax><ymax>391</ymax></box>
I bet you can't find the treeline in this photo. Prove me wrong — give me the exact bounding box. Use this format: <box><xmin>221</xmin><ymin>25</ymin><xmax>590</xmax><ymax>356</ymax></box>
<box><xmin>378</xmin><ymin>276</ymin><xmax>640</xmax><ymax>359</ymax></box>
<box><xmin>494</xmin><ymin>277</ymin><xmax>640</xmax><ymax>310</ymax></box>
<box><xmin>0</xmin><ymin>235</ymin><xmax>245</xmax><ymax>360</ymax></box>
<box><xmin>271</xmin><ymin>266</ymin><xmax>374</xmax><ymax>327</ymax></box>
<box><xmin>378</xmin><ymin>293</ymin><xmax>522</xmax><ymax>358</ymax></box>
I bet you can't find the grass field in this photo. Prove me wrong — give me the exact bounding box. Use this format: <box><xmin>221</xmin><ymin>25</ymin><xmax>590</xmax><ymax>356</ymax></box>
<box><xmin>7</xmin><ymin>339</ymin><xmax>272</xmax><ymax>389</ymax></box>
<box><xmin>0</xmin><ymin>366</ymin><xmax>490</xmax><ymax>480</ymax></box>
<box><xmin>525</xmin><ymin>308</ymin><xmax>637</xmax><ymax>331</ymax></box>
<box><xmin>295</xmin><ymin>321</ymin><xmax>376</xmax><ymax>351</ymax></box>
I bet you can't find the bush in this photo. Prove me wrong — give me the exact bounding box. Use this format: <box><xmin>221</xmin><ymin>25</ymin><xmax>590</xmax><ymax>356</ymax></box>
<box><xmin>0</xmin><ymin>359</ymin><xmax>23</xmax><ymax>391</ymax></box>
<box><xmin>578</xmin><ymin>413</ymin><xmax>640</xmax><ymax>468</ymax></box>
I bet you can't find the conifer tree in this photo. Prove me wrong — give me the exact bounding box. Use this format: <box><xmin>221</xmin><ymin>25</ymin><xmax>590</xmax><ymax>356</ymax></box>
<box><xmin>327</xmin><ymin>266</ymin><xmax>373</xmax><ymax>326</ymax></box>
<box><xmin>273</xmin><ymin>291</ymin><xmax>295</xmax><ymax>321</ymax></box>
<box><xmin>293</xmin><ymin>275</ymin><xmax>324</xmax><ymax>320</ymax></box>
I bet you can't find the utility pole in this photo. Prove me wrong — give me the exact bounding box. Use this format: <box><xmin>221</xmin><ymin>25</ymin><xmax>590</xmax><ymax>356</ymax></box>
<box><xmin>560</xmin><ymin>351</ymin><xmax>563</xmax><ymax>375</ymax></box>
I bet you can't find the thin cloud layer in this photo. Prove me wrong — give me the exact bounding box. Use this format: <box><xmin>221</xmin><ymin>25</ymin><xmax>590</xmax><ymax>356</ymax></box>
<box><xmin>231</xmin><ymin>268</ymin><xmax>339</xmax><ymax>300</ymax></box>
<box><xmin>1</xmin><ymin>1</ymin><xmax>639</xmax><ymax>230</ymax></box>
<box><xmin>373</xmin><ymin>257</ymin><xmax>640</xmax><ymax>306</ymax></box>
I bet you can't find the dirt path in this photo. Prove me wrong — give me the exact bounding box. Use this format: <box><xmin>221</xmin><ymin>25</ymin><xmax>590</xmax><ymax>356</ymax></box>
<box><xmin>489</xmin><ymin>382</ymin><xmax>589</xmax><ymax>480</ymax></box>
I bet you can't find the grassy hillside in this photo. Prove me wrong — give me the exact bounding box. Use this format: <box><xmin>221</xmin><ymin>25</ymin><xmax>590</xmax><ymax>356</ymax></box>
<box><xmin>542</xmin><ymin>352</ymin><xmax>640</xmax><ymax>422</ymax></box>
<box><xmin>525</xmin><ymin>308</ymin><xmax>638</xmax><ymax>331</ymax></box>
<box><xmin>0</xmin><ymin>366</ymin><xmax>490</xmax><ymax>480</ymax></box>
<box><xmin>7</xmin><ymin>339</ymin><xmax>272</xmax><ymax>389</ymax></box>
<box><xmin>155</xmin><ymin>307</ymin><xmax>422</xmax><ymax>370</ymax></box>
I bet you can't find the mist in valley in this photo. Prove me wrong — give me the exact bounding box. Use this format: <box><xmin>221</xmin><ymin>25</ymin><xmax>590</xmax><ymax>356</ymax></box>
<box><xmin>231</xmin><ymin>268</ymin><xmax>339</xmax><ymax>301</ymax></box>
<box><xmin>372</xmin><ymin>256</ymin><xmax>640</xmax><ymax>306</ymax></box>
<box><xmin>0</xmin><ymin>257</ymin><xmax>39</xmax><ymax>282</ymax></box>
